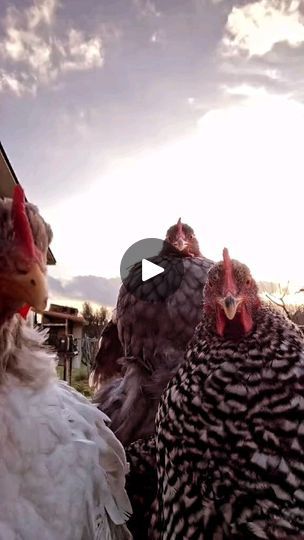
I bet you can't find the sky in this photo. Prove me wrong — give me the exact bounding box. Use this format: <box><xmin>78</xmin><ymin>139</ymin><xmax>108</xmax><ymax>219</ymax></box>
<box><xmin>1</xmin><ymin>0</ymin><xmax>304</xmax><ymax>308</ymax></box>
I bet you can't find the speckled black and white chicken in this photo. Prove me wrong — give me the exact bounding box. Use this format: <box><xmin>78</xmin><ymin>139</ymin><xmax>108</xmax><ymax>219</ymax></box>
<box><xmin>92</xmin><ymin>219</ymin><xmax>213</xmax><ymax>447</ymax></box>
<box><xmin>151</xmin><ymin>248</ymin><xmax>304</xmax><ymax>539</ymax></box>
<box><xmin>0</xmin><ymin>187</ymin><xmax>131</xmax><ymax>540</ymax></box>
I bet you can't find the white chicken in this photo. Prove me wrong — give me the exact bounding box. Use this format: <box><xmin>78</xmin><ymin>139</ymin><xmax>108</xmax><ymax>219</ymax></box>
<box><xmin>0</xmin><ymin>187</ymin><xmax>132</xmax><ymax>540</ymax></box>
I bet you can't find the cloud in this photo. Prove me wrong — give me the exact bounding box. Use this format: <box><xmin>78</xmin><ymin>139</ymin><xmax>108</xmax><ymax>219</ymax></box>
<box><xmin>0</xmin><ymin>68</ymin><xmax>28</xmax><ymax>95</ymax></box>
<box><xmin>48</xmin><ymin>275</ymin><xmax>121</xmax><ymax>308</ymax></box>
<box><xmin>222</xmin><ymin>83</ymin><xmax>272</xmax><ymax>99</ymax></box>
<box><xmin>218</xmin><ymin>2</ymin><xmax>304</xmax><ymax>104</ymax></box>
<box><xmin>133</xmin><ymin>0</ymin><xmax>161</xmax><ymax>18</ymax></box>
<box><xmin>222</xmin><ymin>0</ymin><xmax>304</xmax><ymax>57</ymax></box>
<box><xmin>0</xmin><ymin>0</ymin><xmax>104</xmax><ymax>95</ymax></box>
<box><xmin>27</xmin><ymin>0</ymin><xmax>57</xmax><ymax>28</ymax></box>
<box><xmin>62</xmin><ymin>29</ymin><xmax>103</xmax><ymax>72</ymax></box>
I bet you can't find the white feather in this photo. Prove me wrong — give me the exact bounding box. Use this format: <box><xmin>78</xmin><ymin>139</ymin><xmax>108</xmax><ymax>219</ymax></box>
<box><xmin>0</xmin><ymin>323</ymin><xmax>132</xmax><ymax>540</ymax></box>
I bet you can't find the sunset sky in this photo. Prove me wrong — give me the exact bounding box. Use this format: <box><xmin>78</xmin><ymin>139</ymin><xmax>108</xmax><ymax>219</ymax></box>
<box><xmin>1</xmin><ymin>0</ymin><xmax>304</xmax><ymax>307</ymax></box>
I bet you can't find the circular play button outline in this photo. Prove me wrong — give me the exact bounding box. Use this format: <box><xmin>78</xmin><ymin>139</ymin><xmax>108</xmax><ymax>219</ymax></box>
<box><xmin>120</xmin><ymin>238</ymin><xmax>185</xmax><ymax>303</ymax></box>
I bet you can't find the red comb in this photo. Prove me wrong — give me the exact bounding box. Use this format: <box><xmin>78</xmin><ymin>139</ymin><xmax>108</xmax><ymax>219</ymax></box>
<box><xmin>177</xmin><ymin>218</ymin><xmax>183</xmax><ymax>234</ymax></box>
<box><xmin>176</xmin><ymin>217</ymin><xmax>185</xmax><ymax>237</ymax></box>
<box><xmin>223</xmin><ymin>247</ymin><xmax>237</xmax><ymax>294</ymax></box>
<box><xmin>223</xmin><ymin>247</ymin><xmax>230</xmax><ymax>266</ymax></box>
<box><xmin>12</xmin><ymin>186</ymin><xmax>35</xmax><ymax>258</ymax></box>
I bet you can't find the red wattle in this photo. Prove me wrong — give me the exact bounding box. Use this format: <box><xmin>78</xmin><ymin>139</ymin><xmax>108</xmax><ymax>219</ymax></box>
<box><xmin>18</xmin><ymin>305</ymin><xmax>31</xmax><ymax>319</ymax></box>
<box><xmin>240</xmin><ymin>303</ymin><xmax>253</xmax><ymax>334</ymax></box>
<box><xmin>216</xmin><ymin>306</ymin><xmax>226</xmax><ymax>337</ymax></box>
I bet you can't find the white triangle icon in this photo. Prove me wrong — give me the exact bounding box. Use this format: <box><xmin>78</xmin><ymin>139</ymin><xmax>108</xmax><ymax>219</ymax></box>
<box><xmin>142</xmin><ymin>259</ymin><xmax>164</xmax><ymax>282</ymax></box>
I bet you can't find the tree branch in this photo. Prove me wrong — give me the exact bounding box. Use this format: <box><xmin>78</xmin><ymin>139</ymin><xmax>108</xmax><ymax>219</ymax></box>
<box><xmin>265</xmin><ymin>293</ymin><xmax>292</xmax><ymax>320</ymax></box>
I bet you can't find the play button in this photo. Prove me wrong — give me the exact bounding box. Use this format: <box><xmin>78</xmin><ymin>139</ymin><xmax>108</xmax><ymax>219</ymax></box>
<box><xmin>142</xmin><ymin>259</ymin><xmax>164</xmax><ymax>282</ymax></box>
<box><xmin>120</xmin><ymin>238</ymin><xmax>184</xmax><ymax>302</ymax></box>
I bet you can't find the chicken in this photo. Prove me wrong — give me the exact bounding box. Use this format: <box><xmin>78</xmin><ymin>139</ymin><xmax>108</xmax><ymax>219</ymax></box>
<box><xmin>90</xmin><ymin>219</ymin><xmax>206</xmax><ymax>390</ymax></box>
<box><xmin>0</xmin><ymin>187</ymin><xmax>131</xmax><ymax>540</ymax></box>
<box><xmin>93</xmin><ymin>219</ymin><xmax>213</xmax><ymax>446</ymax></box>
<box><xmin>151</xmin><ymin>248</ymin><xmax>304</xmax><ymax>539</ymax></box>
<box><xmin>90</xmin><ymin>315</ymin><xmax>123</xmax><ymax>392</ymax></box>
<box><xmin>125</xmin><ymin>436</ymin><xmax>157</xmax><ymax>540</ymax></box>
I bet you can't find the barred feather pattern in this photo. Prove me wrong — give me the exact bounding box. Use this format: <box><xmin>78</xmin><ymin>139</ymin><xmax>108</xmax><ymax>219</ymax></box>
<box><xmin>126</xmin><ymin>436</ymin><xmax>157</xmax><ymax>540</ymax></box>
<box><xmin>151</xmin><ymin>305</ymin><xmax>304</xmax><ymax>539</ymax></box>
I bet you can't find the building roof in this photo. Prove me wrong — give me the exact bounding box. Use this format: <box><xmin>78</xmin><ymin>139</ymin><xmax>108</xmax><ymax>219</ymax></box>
<box><xmin>42</xmin><ymin>309</ymin><xmax>88</xmax><ymax>325</ymax></box>
<box><xmin>0</xmin><ymin>141</ymin><xmax>56</xmax><ymax>265</ymax></box>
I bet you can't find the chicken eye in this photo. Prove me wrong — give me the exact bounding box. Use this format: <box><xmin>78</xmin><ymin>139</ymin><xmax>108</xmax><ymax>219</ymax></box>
<box><xmin>16</xmin><ymin>265</ymin><xmax>29</xmax><ymax>275</ymax></box>
<box><xmin>246</xmin><ymin>278</ymin><xmax>251</xmax><ymax>286</ymax></box>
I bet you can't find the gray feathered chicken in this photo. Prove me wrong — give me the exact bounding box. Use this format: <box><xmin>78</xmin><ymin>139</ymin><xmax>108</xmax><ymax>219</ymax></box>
<box><xmin>90</xmin><ymin>315</ymin><xmax>123</xmax><ymax>390</ymax></box>
<box><xmin>93</xmin><ymin>219</ymin><xmax>213</xmax><ymax>446</ymax></box>
<box><xmin>0</xmin><ymin>187</ymin><xmax>131</xmax><ymax>540</ymax></box>
<box><xmin>151</xmin><ymin>248</ymin><xmax>304</xmax><ymax>539</ymax></box>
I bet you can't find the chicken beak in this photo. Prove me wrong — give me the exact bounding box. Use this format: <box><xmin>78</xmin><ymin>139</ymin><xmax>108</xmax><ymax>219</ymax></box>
<box><xmin>0</xmin><ymin>262</ymin><xmax>48</xmax><ymax>313</ymax></box>
<box><xmin>174</xmin><ymin>237</ymin><xmax>188</xmax><ymax>251</ymax></box>
<box><xmin>221</xmin><ymin>294</ymin><xmax>240</xmax><ymax>320</ymax></box>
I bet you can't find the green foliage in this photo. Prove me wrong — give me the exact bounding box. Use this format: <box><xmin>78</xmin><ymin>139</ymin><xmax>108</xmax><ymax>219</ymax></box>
<box><xmin>57</xmin><ymin>366</ymin><xmax>93</xmax><ymax>398</ymax></box>
<box><xmin>82</xmin><ymin>301</ymin><xmax>108</xmax><ymax>339</ymax></box>
<box><xmin>72</xmin><ymin>376</ymin><xmax>92</xmax><ymax>398</ymax></box>
<box><xmin>73</xmin><ymin>368</ymin><xmax>88</xmax><ymax>382</ymax></box>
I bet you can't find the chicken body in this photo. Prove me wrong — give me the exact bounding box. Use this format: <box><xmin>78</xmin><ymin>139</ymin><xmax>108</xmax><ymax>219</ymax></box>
<box><xmin>94</xmin><ymin>244</ymin><xmax>213</xmax><ymax>446</ymax></box>
<box><xmin>0</xmin><ymin>322</ymin><xmax>131</xmax><ymax>540</ymax></box>
<box><xmin>0</xmin><ymin>189</ymin><xmax>131</xmax><ymax>540</ymax></box>
<box><xmin>90</xmin><ymin>318</ymin><xmax>124</xmax><ymax>389</ymax></box>
<box><xmin>151</xmin><ymin>253</ymin><xmax>304</xmax><ymax>539</ymax></box>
